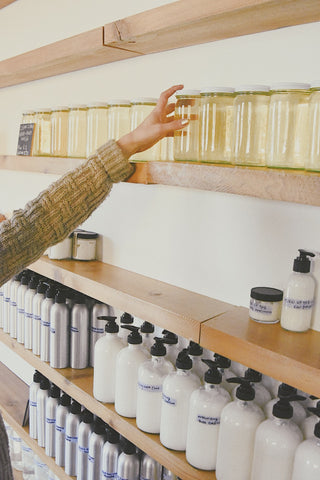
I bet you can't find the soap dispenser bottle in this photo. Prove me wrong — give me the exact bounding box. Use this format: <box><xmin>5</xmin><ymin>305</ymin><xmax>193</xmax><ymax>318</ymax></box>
<box><xmin>9</xmin><ymin>271</ymin><xmax>23</xmax><ymax>338</ymax></box>
<box><xmin>140</xmin><ymin>452</ymin><xmax>162</xmax><ymax>480</ymax></box>
<box><xmin>302</xmin><ymin>400</ymin><xmax>320</xmax><ymax>439</ymax></box>
<box><xmin>29</xmin><ymin>370</ymin><xmax>42</xmax><ymax>439</ymax></box>
<box><xmin>292</xmin><ymin>405</ymin><xmax>320</xmax><ymax>480</ymax></box>
<box><xmin>186</xmin><ymin>359</ymin><xmax>231</xmax><ymax>470</ymax></box>
<box><xmin>215</xmin><ymin>377</ymin><xmax>265</xmax><ymax>480</ymax></box>
<box><xmin>161</xmin><ymin>330</ymin><xmax>180</xmax><ymax>365</ymax></box>
<box><xmin>264</xmin><ymin>383</ymin><xmax>307</xmax><ymax>426</ymax></box>
<box><xmin>36</xmin><ymin>376</ymin><xmax>51</xmax><ymax>448</ymax></box>
<box><xmin>250</xmin><ymin>394</ymin><xmax>304</xmax><ymax>480</ymax></box>
<box><xmin>16</xmin><ymin>273</ymin><xmax>29</xmax><ymax>344</ymax></box>
<box><xmin>114</xmin><ymin>325</ymin><xmax>150</xmax><ymax>417</ymax></box>
<box><xmin>214</xmin><ymin>353</ymin><xmax>236</xmax><ymax>394</ymax></box>
<box><xmin>70</xmin><ymin>294</ymin><xmax>89</xmax><ymax>369</ymax></box>
<box><xmin>40</xmin><ymin>283</ymin><xmax>56</xmax><ymax>362</ymax></box>
<box><xmin>32</xmin><ymin>280</ymin><xmax>47</xmax><ymax>355</ymax></box>
<box><xmin>281</xmin><ymin>249</ymin><xmax>316</xmax><ymax>332</ymax></box>
<box><xmin>233</xmin><ymin>368</ymin><xmax>271</xmax><ymax>408</ymax></box>
<box><xmin>45</xmin><ymin>383</ymin><xmax>60</xmax><ymax>457</ymax></box>
<box><xmin>136</xmin><ymin>337</ymin><xmax>175</xmax><ymax>434</ymax></box>
<box><xmin>24</xmin><ymin>275</ymin><xmax>38</xmax><ymax>349</ymax></box>
<box><xmin>160</xmin><ymin>350</ymin><xmax>201</xmax><ymax>451</ymax></box>
<box><xmin>187</xmin><ymin>341</ymin><xmax>207</xmax><ymax>381</ymax></box>
<box><xmin>93</xmin><ymin>316</ymin><xmax>125</xmax><ymax>403</ymax></box>
<box><xmin>140</xmin><ymin>321</ymin><xmax>155</xmax><ymax>351</ymax></box>
<box><xmin>118</xmin><ymin>312</ymin><xmax>134</xmax><ymax>343</ymax></box>
<box><xmin>117</xmin><ymin>437</ymin><xmax>140</xmax><ymax>480</ymax></box>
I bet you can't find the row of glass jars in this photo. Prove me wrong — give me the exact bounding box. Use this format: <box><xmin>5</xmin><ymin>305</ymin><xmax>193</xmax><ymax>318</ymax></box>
<box><xmin>174</xmin><ymin>82</ymin><xmax>320</xmax><ymax>171</ymax></box>
<box><xmin>21</xmin><ymin>98</ymin><xmax>171</xmax><ymax>162</ymax></box>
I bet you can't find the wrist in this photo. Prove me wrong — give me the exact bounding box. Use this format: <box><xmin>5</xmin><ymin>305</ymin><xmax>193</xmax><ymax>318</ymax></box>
<box><xmin>117</xmin><ymin>132</ymin><xmax>138</xmax><ymax>159</ymax></box>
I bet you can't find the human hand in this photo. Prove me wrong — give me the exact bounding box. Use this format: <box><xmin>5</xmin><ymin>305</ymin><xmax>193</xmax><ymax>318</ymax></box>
<box><xmin>117</xmin><ymin>84</ymin><xmax>188</xmax><ymax>158</ymax></box>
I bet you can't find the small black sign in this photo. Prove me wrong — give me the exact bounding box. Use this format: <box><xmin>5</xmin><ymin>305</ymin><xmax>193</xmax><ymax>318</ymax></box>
<box><xmin>16</xmin><ymin>123</ymin><xmax>35</xmax><ymax>156</ymax></box>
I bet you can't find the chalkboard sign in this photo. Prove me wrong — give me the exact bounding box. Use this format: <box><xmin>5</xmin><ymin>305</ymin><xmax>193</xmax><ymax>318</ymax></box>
<box><xmin>16</xmin><ymin>123</ymin><xmax>35</xmax><ymax>155</ymax></box>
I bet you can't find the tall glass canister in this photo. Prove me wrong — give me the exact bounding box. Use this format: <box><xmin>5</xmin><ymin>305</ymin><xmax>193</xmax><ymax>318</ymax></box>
<box><xmin>306</xmin><ymin>82</ymin><xmax>320</xmax><ymax>171</ymax></box>
<box><xmin>174</xmin><ymin>90</ymin><xmax>200</xmax><ymax>161</ymax></box>
<box><xmin>107</xmin><ymin>99</ymin><xmax>131</xmax><ymax>141</ymax></box>
<box><xmin>67</xmin><ymin>105</ymin><xmax>88</xmax><ymax>158</ymax></box>
<box><xmin>33</xmin><ymin>108</ymin><xmax>52</xmax><ymax>156</ymax></box>
<box><xmin>51</xmin><ymin>106</ymin><xmax>69</xmax><ymax>157</ymax></box>
<box><xmin>86</xmin><ymin>102</ymin><xmax>109</xmax><ymax>157</ymax></box>
<box><xmin>266</xmin><ymin>82</ymin><xmax>310</xmax><ymax>169</ymax></box>
<box><xmin>130</xmin><ymin>98</ymin><xmax>160</xmax><ymax>161</ymax></box>
<box><xmin>199</xmin><ymin>87</ymin><xmax>235</xmax><ymax>163</ymax></box>
<box><xmin>233</xmin><ymin>85</ymin><xmax>270</xmax><ymax>166</ymax></box>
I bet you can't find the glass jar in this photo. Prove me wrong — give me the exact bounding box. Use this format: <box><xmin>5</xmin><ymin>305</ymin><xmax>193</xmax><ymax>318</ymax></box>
<box><xmin>21</xmin><ymin>110</ymin><xmax>35</xmax><ymax>124</ymax></box>
<box><xmin>86</xmin><ymin>102</ymin><xmax>109</xmax><ymax>156</ymax></box>
<box><xmin>266</xmin><ymin>82</ymin><xmax>311</xmax><ymax>169</ymax></box>
<box><xmin>51</xmin><ymin>106</ymin><xmax>69</xmax><ymax>157</ymax></box>
<box><xmin>174</xmin><ymin>89</ymin><xmax>200</xmax><ymax>161</ymax></box>
<box><xmin>306</xmin><ymin>81</ymin><xmax>320</xmax><ymax>171</ymax></box>
<box><xmin>199</xmin><ymin>87</ymin><xmax>235</xmax><ymax>163</ymax></box>
<box><xmin>33</xmin><ymin>108</ymin><xmax>52</xmax><ymax>156</ymax></box>
<box><xmin>233</xmin><ymin>85</ymin><xmax>270</xmax><ymax>166</ymax></box>
<box><xmin>107</xmin><ymin>99</ymin><xmax>131</xmax><ymax>141</ymax></box>
<box><xmin>130</xmin><ymin>97</ymin><xmax>160</xmax><ymax>161</ymax></box>
<box><xmin>67</xmin><ymin>105</ymin><xmax>88</xmax><ymax>158</ymax></box>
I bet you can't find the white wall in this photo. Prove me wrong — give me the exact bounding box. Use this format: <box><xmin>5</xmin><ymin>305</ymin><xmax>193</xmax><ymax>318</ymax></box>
<box><xmin>1</xmin><ymin>0</ymin><xmax>320</xmax><ymax>383</ymax></box>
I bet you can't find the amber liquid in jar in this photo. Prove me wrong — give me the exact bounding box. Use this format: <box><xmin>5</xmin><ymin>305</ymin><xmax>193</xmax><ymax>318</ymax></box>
<box><xmin>67</xmin><ymin>105</ymin><xmax>88</xmax><ymax>158</ymax></box>
<box><xmin>86</xmin><ymin>103</ymin><xmax>109</xmax><ymax>157</ymax></box>
<box><xmin>307</xmin><ymin>84</ymin><xmax>320</xmax><ymax>171</ymax></box>
<box><xmin>33</xmin><ymin>109</ymin><xmax>52</xmax><ymax>156</ymax></box>
<box><xmin>51</xmin><ymin>107</ymin><xmax>69</xmax><ymax>157</ymax></box>
<box><xmin>130</xmin><ymin>98</ymin><xmax>160</xmax><ymax>161</ymax></box>
<box><xmin>107</xmin><ymin>100</ymin><xmax>131</xmax><ymax>141</ymax></box>
<box><xmin>174</xmin><ymin>90</ymin><xmax>200</xmax><ymax>162</ymax></box>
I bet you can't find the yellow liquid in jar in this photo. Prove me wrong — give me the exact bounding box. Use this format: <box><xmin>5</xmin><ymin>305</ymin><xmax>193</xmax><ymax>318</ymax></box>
<box><xmin>33</xmin><ymin>110</ymin><xmax>52</xmax><ymax>156</ymax></box>
<box><xmin>86</xmin><ymin>105</ymin><xmax>109</xmax><ymax>156</ymax></box>
<box><xmin>67</xmin><ymin>107</ymin><xmax>88</xmax><ymax>158</ymax></box>
<box><xmin>108</xmin><ymin>104</ymin><xmax>131</xmax><ymax>141</ymax></box>
<box><xmin>130</xmin><ymin>102</ymin><xmax>160</xmax><ymax>161</ymax></box>
<box><xmin>307</xmin><ymin>90</ymin><xmax>320</xmax><ymax>171</ymax></box>
<box><xmin>174</xmin><ymin>94</ymin><xmax>200</xmax><ymax>162</ymax></box>
<box><xmin>51</xmin><ymin>109</ymin><xmax>69</xmax><ymax>157</ymax></box>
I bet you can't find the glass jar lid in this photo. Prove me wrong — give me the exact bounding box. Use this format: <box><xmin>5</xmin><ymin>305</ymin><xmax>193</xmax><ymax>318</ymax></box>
<box><xmin>176</xmin><ymin>89</ymin><xmax>200</xmax><ymax>97</ymax></box>
<box><xmin>200</xmin><ymin>86</ymin><xmax>235</xmax><ymax>94</ymax></box>
<box><xmin>131</xmin><ymin>97</ymin><xmax>158</xmax><ymax>105</ymax></box>
<box><xmin>87</xmin><ymin>102</ymin><xmax>109</xmax><ymax>108</ymax></box>
<box><xmin>74</xmin><ymin>229</ymin><xmax>98</xmax><ymax>239</ymax></box>
<box><xmin>108</xmin><ymin>99</ymin><xmax>131</xmax><ymax>106</ymax></box>
<box><xmin>51</xmin><ymin>106</ymin><xmax>69</xmax><ymax>111</ymax></box>
<box><xmin>235</xmin><ymin>85</ymin><xmax>270</xmax><ymax>93</ymax></box>
<box><xmin>69</xmin><ymin>104</ymin><xmax>88</xmax><ymax>110</ymax></box>
<box><xmin>270</xmin><ymin>82</ymin><xmax>310</xmax><ymax>91</ymax></box>
<box><xmin>250</xmin><ymin>287</ymin><xmax>283</xmax><ymax>302</ymax></box>
<box><xmin>310</xmin><ymin>80</ymin><xmax>320</xmax><ymax>90</ymax></box>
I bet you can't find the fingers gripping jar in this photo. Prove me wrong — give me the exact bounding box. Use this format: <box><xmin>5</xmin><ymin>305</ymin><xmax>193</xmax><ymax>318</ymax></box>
<box><xmin>130</xmin><ymin>98</ymin><xmax>160</xmax><ymax>161</ymax></box>
<box><xmin>86</xmin><ymin>102</ymin><xmax>109</xmax><ymax>157</ymax></box>
<box><xmin>67</xmin><ymin>105</ymin><xmax>88</xmax><ymax>158</ymax></box>
<box><xmin>51</xmin><ymin>106</ymin><xmax>69</xmax><ymax>157</ymax></box>
<box><xmin>174</xmin><ymin>90</ymin><xmax>200</xmax><ymax>162</ymax></box>
<box><xmin>233</xmin><ymin>85</ymin><xmax>270</xmax><ymax>166</ymax></box>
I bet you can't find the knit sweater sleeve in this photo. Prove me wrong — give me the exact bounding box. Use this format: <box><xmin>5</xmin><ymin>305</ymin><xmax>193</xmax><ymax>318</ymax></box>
<box><xmin>0</xmin><ymin>140</ymin><xmax>135</xmax><ymax>286</ymax></box>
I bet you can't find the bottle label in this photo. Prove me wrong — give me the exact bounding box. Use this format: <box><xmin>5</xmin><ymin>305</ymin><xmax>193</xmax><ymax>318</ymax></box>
<box><xmin>138</xmin><ymin>382</ymin><xmax>162</xmax><ymax>393</ymax></box>
<box><xmin>283</xmin><ymin>297</ymin><xmax>314</xmax><ymax>310</ymax></box>
<box><xmin>33</xmin><ymin>314</ymin><xmax>41</xmax><ymax>322</ymax></box>
<box><xmin>9</xmin><ymin>300</ymin><xmax>17</xmax><ymax>307</ymax></box>
<box><xmin>197</xmin><ymin>414</ymin><xmax>220</xmax><ymax>425</ymax></box>
<box><xmin>56</xmin><ymin>425</ymin><xmax>65</xmax><ymax>433</ymax></box>
<box><xmin>66</xmin><ymin>435</ymin><xmax>78</xmax><ymax>443</ymax></box>
<box><xmin>18</xmin><ymin>308</ymin><xmax>25</xmax><ymax>314</ymax></box>
<box><xmin>50</xmin><ymin>327</ymin><xmax>56</xmax><ymax>334</ymax></box>
<box><xmin>249</xmin><ymin>299</ymin><xmax>273</xmax><ymax>315</ymax></box>
<box><xmin>30</xmin><ymin>401</ymin><xmax>37</xmax><ymax>408</ymax></box>
<box><xmin>4</xmin><ymin>297</ymin><xmax>10</xmax><ymax>303</ymax></box>
<box><xmin>70</xmin><ymin>326</ymin><xmax>79</xmax><ymax>333</ymax></box>
<box><xmin>162</xmin><ymin>393</ymin><xmax>176</xmax><ymax>406</ymax></box>
<box><xmin>88</xmin><ymin>455</ymin><xmax>95</xmax><ymax>463</ymax></box>
<box><xmin>41</xmin><ymin>319</ymin><xmax>50</xmax><ymax>327</ymax></box>
<box><xmin>102</xmin><ymin>472</ymin><xmax>117</xmax><ymax>479</ymax></box>
<box><xmin>46</xmin><ymin>418</ymin><xmax>56</xmax><ymax>424</ymax></box>
<box><xmin>90</xmin><ymin>326</ymin><xmax>104</xmax><ymax>334</ymax></box>
<box><xmin>117</xmin><ymin>476</ymin><xmax>129</xmax><ymax>480</ymax></box>
<box><xmin>25</xmin><ymin>312</ymin><xmax>33</xmax><ymax>319</ymax></box>
<box><xmin>79</xmin><ymin>445</ymin><xmax>89</xmax><ymax>454</ymax></box>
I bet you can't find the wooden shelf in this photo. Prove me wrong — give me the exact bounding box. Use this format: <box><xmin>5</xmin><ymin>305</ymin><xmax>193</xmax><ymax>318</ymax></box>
<box><xmin>0</xmin><ymin>362</ymin><xmax>74</xmax><ymax>480</ymax></box>
<box><xmin>0</xmin><ymin>0</ymin><xmax>320</xmax><ymax>88</ymax></box>
<box><xmin>0</xmin><ymin>0</ymin><xmax>16</xmax><ymax>9</ymax></box>
<box><xmin>0</xmin><ymin>334</ymin><xmax>215</xmax><ymax>480</ymax></box>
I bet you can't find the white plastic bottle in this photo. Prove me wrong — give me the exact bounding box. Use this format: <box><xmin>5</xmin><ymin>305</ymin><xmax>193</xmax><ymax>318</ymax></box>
<box><xmin>214</xmin><ymin>353</ymin><xmax>236</xmax><ymax>394</ymax></box>
<box><xmin>215</xmin><ymin>378</ymin><xmax>265</xmax><ymax>480</ymax></box>
<box><xmin>136</xmin><ymin>337</ymin><xmax>174</xmax><ymax>434</ymax></box>
<box><xmin>281</xmin><ymin>249</ymin><xmax>316</xmax><ymax>332</ymax></box>
<box><xmin>160</xmin><ymin>350</ymin><xmax>201</xmax><ymax>451</ymax></box>
<box><xmin>93</xmin><ymin>316</ymin><xmax>125</xmax><ymax>403</ymax></box>
<box><xmin>232</xmin><ymin>369</ymin><xmax>271</xmax><ymax>408</ymax></box>
<box><xmin>251</xmin><ymin>396</ymin><xmax>303</xmax><ymax>480</ymax></box>
<box><xmin>292</xmin><ymin>408</ymin><xmax>320</xmax><ymax>480</ymax></box>
<box><xmin>187</xmin><ymin>341</ymin><xmax>207</xmax><ymax>382</ymax></box>
<box><xmin>302</xmin><ymin>401</ymin><xmax>320</xmax><ymax>439</ymax></box>
<box><xmin>186</xmin><ymin>359</ymin><xmax>231</xmax><ymax>470</ymax></box>
<box><xmin>114</xmin><ymin>325</ymin><xmax>150</xmax><ymax>417</ymax></box>
<box><xmin>264</xmin><ymin>383</ymin><xmax>307</xmax><ymax>426</ymax></box>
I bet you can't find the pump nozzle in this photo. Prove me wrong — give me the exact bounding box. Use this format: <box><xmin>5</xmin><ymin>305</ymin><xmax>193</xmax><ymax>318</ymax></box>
<box><xmin>140</xmin><ymin>321</ymin><xmax>154</xmax><ymax>333</ymax></box>
<box><xmin>293</xmin><ymin>249</ymin><xmax>315</xmax><ymax>273</ymax></box>
<box><xmin>97</xmin><ymin>316</ymin><xmax>119</xmax><ymax>333</ymax></box>
<box><xmin>202</xmin><ymin>359</ymin><xmax>222</xmax><ymax>384</ymax></box>
<box><xmin>121</xmin><ymin>325</ymin><xmax>142</xmax><ymax>344</ymax></box>
<box><xmin>162</xmin><ymin>330</ymin><xmax>178</xmax><ymax>344</ymax></box>
<box><xmin>273</xmin><ymin>393</ymin><xmax>306</xmax><ymax>419</ymax></box>
<box><xmin>214</xmin><ymin>353</ymin><xmax>231</xmax><ymax>369</ymax></box>
<box><xmin>244</xmin><ymin>368</ymin><xmax>262</xmax><ymax>383</ymax></box>
<box><xmin>227</xmin><ymin>376</ymin><xmax>255</xmax><ymax>401</ymax></box>
<box><xmin>188</xmin><ymin>341</ymin><xmax>203</xmax><ymax>356</ymax></box>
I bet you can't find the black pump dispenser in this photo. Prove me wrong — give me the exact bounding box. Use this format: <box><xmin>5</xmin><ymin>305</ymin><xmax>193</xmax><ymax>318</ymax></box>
<box><xmin>202</xmin><ymin>359</ymin><xmax>222</xmax><ymax>384</ymax></box>
<box><xmin>227</xmin><ymin>377</ymin><xmax>255</xmax><ymax>401</ymax></box>
<box><xmin>121</xmin><ymin>325</ymin><xmax>142</xmax><ymax>344</ymax></box>
<box><xmin>55</xmin><ymin>290</ymin><xmax>66</xmax><ymax>304</ymax></box>
<box><xmin>120</xmin><ymin>312</ymin><xmax>134</xmax><ymax>325</ymax></box>
<box><xmin>140</xmin><ymin>321</ymin><xmax>154</xmax><ymax>334</ymax></box>
<box><xmin>49</xmin><ymin>384</ymin><xmax>60</xmax><ymax>398</ymax></box>
<box><xmin>162</xmin><ymin>330</ymin><xmax>178</xmax><ymax>345</ymax></box>
<box><xmin>150</xmin><ymin>336</ymin><xmax>176</xmax><ymax>356</ymax></box>
<box><xmin>37</xmin><ymin>281</ymin><xmax>47</xmax><ymax>295</ymax></box>
<box><xmin>120</xmin><ymin>437</ymin><xmax>136</xmax><ymax>454</ymax></box>
<box><xmin>98</xmin><ymin>316</ymin><xmax>119</xmax><ymax>333</ymax></box>
<box><xmin>69</xmin><ymin>400</ymin><xmax>81</xmax><ymax>415</ymax></box>
<box><xmin>175</xmin><ymin>350</ymin><xmax>192</xmax><ymax>370</ymax></box>
<box><xmin>188</xmin><ymin>341</ymin><xmax>203</xmax><ymax>356</ymax></box>
<box><xmin>33</xmin><ymin>370</ymin><xmax>42</xmax><ymax>383</ymax></box>
<box><xmin>244</xmin><ymin>368</ymin><xmax>262</xmax><ymax>383</ymax></box>
<box><xmin>81</xmin><ymin>408</ymin><xmax>93</xmax><ymax>424</ymax></box>
<box><xmin>59</xmin><ymin>393</ymin><xmax>71</xmax><ymax>407</ymax></box>
<box><xmin>293</xmin><ymin>249</ymin><xmax>315</xmax><ymax>273</ymax></box>
<box><xmin>45</xmin><ymin>283</ymin><xmax>56</xmax><ymax>299</ymax></box>
<box><xmin>214</xmin><ymin>353</ymin><xmax>231</xmax><ymax>369</ymax></box>
<box><xmin>272</xmin><ymin>392</ymin><xmax>306</xmax><ymax>419</ymax></box>
<box><xmin>308</xmin><ymin>404</ymin><xmax>320</xmax><ymax>439</ymax></box>
<box><xmin>107</xmin><ymin>426</ymin><xmax>120</xmax><ymax>444</ymax></box>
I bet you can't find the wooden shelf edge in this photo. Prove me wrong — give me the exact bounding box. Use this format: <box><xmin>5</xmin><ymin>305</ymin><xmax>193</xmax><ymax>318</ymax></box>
<box><xmin>0</xmin><ymin>0</ymin><xmax>17</xmax><ymax>9</ymax></box>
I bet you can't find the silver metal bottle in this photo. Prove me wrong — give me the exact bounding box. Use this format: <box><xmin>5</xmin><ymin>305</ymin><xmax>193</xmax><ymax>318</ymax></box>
<box><xmin>161</xmin><ymin>468</ymin><xmax>181</xmax><ymax>480</ymax></box>
<box><xmin>140</xmin><ymin>453</ymin><xmax>162</xmax><ymax>480</ymax></box>
<box><xmin>65</xmin><ymin>400</ymin><xmax>82</xmax><ymax>476</ymax></box>
<box><xmin>87</xmin><ymin>419</ymin><xmax>106</xmax><ymax>480</ymax></box>
<box><xmin>50</xmin><ymin>290</ymin><xmax>70</xmax><ymax>369</ymax></box>
<box><xmin>117</xmin><ymin>438</ymin><xmax>140</xmax><ymax>480</ymax></box>
<box><xmin>89</xmin><ymin>301</ymin><xmax>110</xmax><ymax>367</ymax></box>
<box><xmin>24</xmin><ymin>275</ymin><xmax>38</xmax><ymax>349</ymax></box>
<box><xmin>3</xmin><ymin>278</ymin><xmax>12</xmax><ymax>333</ymax></box>
<box><xmin>9</xmin><ymin>272</ymin><xmax>23</xmax><ymax>338</ymax></box>
<box><xmin>76</xmin><ymin>409</ymin><xmax>93</xmax><ymax>480</ymax></box>
<box><xmin>17</xmin><ymin>273</ymin><xmax>29</xmax><ymax>343</ymax></box>
<box><xmin>55</xmin><ymin>393</ymin><xmax>71</xmax><ymax>467</ymax></box>
<box><xmin>45</xmin><ymin>384</ymin><xmax>60</xmax><ymax>457</ymax></box>
<box><xmin>40</xmin><ymin>283</ymin><xmax>56</xmax><ymax>362</ymax></box>
<box><xmin>70</xmin><ymin>295</ymin><xmax>89</xmax><ymax>369</ymax></box>
<box><xmin>101</xmin><ymin>427</ymin><xmax>121</xmax><ymax>480</ymax></box>
<box><xmin>32</xmin><ymin>281</ymin><xmax>46</xmax><ymax>356</ymax></box>
<box><xmin>36</xmin><ymin>377</ymin><xmax>50</xmax><ymax>447</ymax></box>
<box><xmin>29</xmin><ymin>370</ymin><xmax>42</xmax><ymax>439</ymax></box>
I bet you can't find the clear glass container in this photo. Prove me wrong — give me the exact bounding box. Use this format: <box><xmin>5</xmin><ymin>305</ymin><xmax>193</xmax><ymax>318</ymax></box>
<box><xmin>130</xmin><ymin>97</ymin><xmax>160</xmax><ymax>161</ymax></box>
<box><xmin>266</xmin><ymin>82</ymin><xmax>311</xmax><ymax>169</ymax></box>
<box><xmin>33</xmin><ymin>108</ymin><xmax>52</xmax><ymax>156</ymax></box>
<box><xmin>86</xmin><ymin>102</ymin><xmax>109</xmax><ymax>156</ymax></box>
<box><xmin>306</xmin><ymin>81</ymin><xmax>320</xmax><ymax>171</ymax></box>
<box><xmin>107</xmin><ymin>99</ymin><xmax>131</xmax><ymax>141</ymax></box>
<box><xmin>51</xmin><ymin>106</ymin><xmax>69</xmax><ymax>157</ymax></box>
<box><xmin>174</xmin><ymin>89</ymin><xmax>200</xmax><ymax>161</ymax></box>
<box><xmin>199</xmin><ymin>87</ymin><xmax>235</xmax><ymax>163</ymax></box>
<box><xmin>67</xmin><ymin>105</ymin><xmax>88</xmax><ymax>158</ymax></box>
<box><xmin>233</xmin><ymin>85</ymin><xmax>270</xmax><ymax>166</ymax></box>
<box><xmin>21</xmin><ymin>110</ymin><xmax>35</xmax><ymax>124</ymax></box>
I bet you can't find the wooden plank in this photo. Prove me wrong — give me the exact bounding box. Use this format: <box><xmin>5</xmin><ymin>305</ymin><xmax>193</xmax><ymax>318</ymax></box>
<box><xmin>0</xmin><ymin>0</ymin><xmax>16</xmax><ymax>8</ymax></box>
<box><xmin>104</xmin><ymin>0</ymin><xmax>320</xmax><ymax>54</ymax></box>
<box><xmin>30</xmin><ymin>257</ymin><xmax>233</xmax><ymax>343</ymax></box>
<box><xmin>0</xmin><ymin>155</ymin><xmax>84</xmax><ymax>175</ymax></box>
<box><xmin>200</xmin><ymin>307</ymin><xmax>320</xmax><ymax>397</ymax></box>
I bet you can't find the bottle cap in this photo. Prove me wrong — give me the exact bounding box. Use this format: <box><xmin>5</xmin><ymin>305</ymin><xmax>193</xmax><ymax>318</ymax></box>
<box><xmin>270</xmin><ymin>82</ymin><xmax>310</xmax><ymax>91</ymax></box>
<box><xmin>140</xmin><ymin>321</ymin><xmax>154</xmax><ymax>334</ymax></box>
<box><xmin>244</xmin><ymin>368</ymin><xmax>262</xmax><ymax>383</ymax></box>
<box><xmin>188</xmin><ymin>341</ymin><xmax>203</xmax><ymax>356</ymax></box>
<box><xmin>227</xmin><ymin>377</ymin><xmax>255</xmax><ymax>401</ymax></box>
<box><xmin>202</xmin><ymin>359</ymin><xmax>222</xmax><ymax>384</ymax></box>
<box><xmin>120</xmin><ymin>437</ymin><xmax>136</xmax><ymax>454</ymax></box>
<box><xmin>293</xmin><ymin>249</ymin><xmax>315</xmax><ymax>273</ymax></box>
<box><xmin>40</xmin><ymin>377</ymin><xmax>50</xmax><ymax>390</ymax></box>
<box><xmin>214</xmin><ymin>353</ymin><xmax>231</xmax><ymax>369</ymax></box>
<box><xmin>107</xmin><ymin>427</ymin><xmax>120</xmax><ymax>444</ymax></box>
<box><xmin>45</xmin><ymin>283</ymin><xmax>56</xmax><ymax>299</ymax></box>
<box><xmin>55</xmin><ymin>290</ymin><xmax>66</xmax><ymax>304</ymax></box>
<box><xmin>49</xmin><ymin>384</ymin><xmax>60</xmax><ymax>398</ymax></box>
<box><xmin>20</xmin><ymin>274</ymin><xmax>29</xmax><ymax>286</ymax></box>
<box><xmin>13</xmin><ymin>272</ymin><xmax>24</xmax><ymax>282</ymax></box>
<box><xmin>235</xmin><ymin>84</ymin><xmax>270</xmax><ymax>93</ymax></box>
<box><xmin>176</xmin><ymin>89</ymin><xmax>200</xmax><ymax>96</ymax></box>
<box><xmin>121</xmin><ymin>325</ymin><xmax>142</xmax><ymax>344</ymax></box>
<box><xmin>81</xmin><ymin>409</ymin><xmax>93</xmax><ymax>424</ymax></box>
<box><xmin>120</xmin><ymin>312</ymin><xmax>134</xmax><ymax>324</ymax></box>
<box><xmin>162</xmin><ymin>330</ymin><xmax>178</xmax><ymax>345</ymax></box>
<box><xmin>131</xmin><ymin>97</ymin><xmax>158</xmax><ymax>104</ymax></box>
<box><xmin>59</xmin><ymin>393</ymin><xmax>71</xmax><ymax>407</ymax></box>
<box><xmin>73</xmin><ymin>293</ymin><xmax>86</xmax><ymax>304</ymax></box>
<box><xmin>37</xmin><ymin>281</ymin><xmax>47</xmax><ymax>294</ymax></box>
<box><xmin>150</xmin><ymin>337</ymin><xmax>167</xmax><ymax>356</ymax></box>
<box><xmin>33</xmin><ymin>370</ymin><xmax>42</xmax><ymax>383</ymax></box>
<box><xmin>28</xmin><ymin>275</ymin><xmax>38</xmax><ymax>290</ymax></box>
<box><xmin>108</xmin><ymin>99</ymin><xmax>131</xmax><ymax>106</ymax></box>
<box><xmin>176</xmin><ymin>350</ymin><xmax>192</xmax><ymax>370</ymax></box>
<box><xmin>98</xmin><ymin>316</ymin><xmax>119</xmax><ymax>333</ymax></box>
<box><xmin>93</xmin><ymin>418</ymin><xmax>106</xmax><ymax>435</ymax></box>
<box><xmin>200</xmin><ymin>86</ymin><xmax>235</xmax><ymax>94</ymax></box>
<box><xmin>70</xmin><ymin>401</ymin><xmax>81</xmax><ymax>414</ymax></box>
<box><xmin>250</xmin><ymin>287</ymin><xmax>283</xmax><ymax>302</ymax></box>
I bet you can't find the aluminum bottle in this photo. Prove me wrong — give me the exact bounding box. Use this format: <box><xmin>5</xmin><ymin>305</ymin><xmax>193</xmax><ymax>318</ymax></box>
<box><xmin>40</xmin><ymin>283</ymin><xmax>56</xmax><ymax>362</ymax></box>
<box><xmin>24</xmin><ymin>275</ymin><xmax>38</xmax><ymax>349</ymax></box>
<box><xmin>45</xmin><ymin>384</ymin><xmax>61</xmax><ymax>457</ymax></box>
<box><xmin>55</xmin><ymin>393</ymin><xmax>71</xmax><ymax>467</ymax></box>
<box><xmin>89</xmin><ymin>300</ymin><xmax>110</xmax><ymax>366</ymax></box>
<box><xmin>32</xmin><ymin>281</ymin><xmax>47</xmax><ymax>355</ymax></box>
<box><xmin>101</xmin><ymin>427</ymin><xmax>121</xmax><ymax>480</ymax></box>
<box><xmin>50</xmin><ymin>290</ymin><xmax>70</xmax><ymax>368</ymax></box>
<box><xmin>87</xmin><ymin>419</ymin><xmax>106</xmax><ymax>480</ymax></box>
<box><xmin>70</xmin><ymin>294</ymin><xmax>89</xmax><ymax>369</ymax></box>
<box><xmin>117</xmin><ymin>438</ymin><xmax>140</xmax><ymax>480</ymax></box>
<box><xmin>17</xmin><ymin>273</ymin><xmax>29</xmax><ymax>343</ymax></box>
<box><xmin>162</xmin><ymin>468</ymin><xmax>181</xmax><ymax>480</ymax></box>
<box><xmin>77</xmin><ymin>409</ymin><xmax>93</xmax><ymax>480</ymax></box>
<box><xmin>65</xmin><ymin>400</ymin><xmax>82</xmax><ymax>476</ymax></box>
<box><xmin>3</xmin><ymin>278</ymin><xmax>12</xmax><ymax>333</ymax></box>
<box><xmin>9</xmin><ymin>272</ymin><xmax>23</xmax><ymax>338</ymax></box>
<box><xmin>36</xmin><ymin>376</ymin><xmax>50</xmax><ymax>447</ymax></box>
<box><xmin>29</xmin><ymin>370</ymin><xmax>42</xmax><ymax>439</ymax></box>
<box><xmin>140</xmin><ymin>452</ymin><xmax>162</xmax><ymax>480</ymax></box>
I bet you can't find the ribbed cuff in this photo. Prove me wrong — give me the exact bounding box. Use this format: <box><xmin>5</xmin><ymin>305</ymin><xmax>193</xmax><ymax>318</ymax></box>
<box><xmin>97</xmin><ymin>140</ymin><xmax>135</xmax><ymax>183</ymax></box>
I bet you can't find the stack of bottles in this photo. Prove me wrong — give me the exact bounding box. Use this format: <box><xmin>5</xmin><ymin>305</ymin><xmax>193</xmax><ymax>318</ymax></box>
<box><xmin>28</xmin><ymin>374</ymin><xmax>180</xmax><ymax>480</ymax></box>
